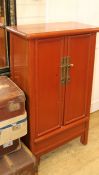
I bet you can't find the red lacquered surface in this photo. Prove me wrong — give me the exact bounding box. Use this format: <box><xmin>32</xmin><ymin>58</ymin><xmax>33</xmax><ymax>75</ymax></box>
<box><xmin>7</xmin><ymin>22</ymin><xmax>99</xmax><ymax>39</ymax></box>
<box><xmin>64</xmin><ymin>34</ymin><xmax>91</xmax><ymax>124</ymax></box>
<box><xmin>8</xmin><ymin>22</ymin><xmax>99</xmax><ymax>161</ymax></box>
<box><xmin>35</xmin><ymin>37</ymin><xmax>65</xmax><ymax>136</ymax></box>
<box><xmin>0</xmin><ymin>27</ymin><xmax>6</xmax><ymax>67</ymax></box>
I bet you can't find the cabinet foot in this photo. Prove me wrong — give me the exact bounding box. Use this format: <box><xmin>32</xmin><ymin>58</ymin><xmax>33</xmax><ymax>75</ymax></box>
<box><xmin>80</xmin><ymin>120</ymin><xmax>89</xmax><ymax>145</ymax></box>
<box><xmin>80</xmin><ymin>133</ymin><xmax>88</xmax><ymax>145</ymax></box>
<box><xmin>36</xmin><ymin>155</ymin><xmax>40</xmax><ymax>165</ymax></box>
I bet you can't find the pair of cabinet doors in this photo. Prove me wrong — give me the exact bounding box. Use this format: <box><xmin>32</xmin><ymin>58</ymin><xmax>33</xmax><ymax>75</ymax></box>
<box><xmin>35</xmin><ymin>34</ymin><xmax>91</xmax><ymax>138</ymax></box>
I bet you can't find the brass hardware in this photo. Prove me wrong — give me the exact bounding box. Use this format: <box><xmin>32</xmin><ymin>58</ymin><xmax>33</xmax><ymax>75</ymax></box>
<box><xmin>61</xmin><ymin>57</ymin><xmax>67</xmax><ymax>84</ymax></box>
<box><xmin>61</xmin><ymin>56</ymin><xmax>74</xmax><ymax>84</ymax></box>
<box><xmin>66</xmin><ymin>56</ymin><xmax>74</xmax><ymax>83</ymax></box>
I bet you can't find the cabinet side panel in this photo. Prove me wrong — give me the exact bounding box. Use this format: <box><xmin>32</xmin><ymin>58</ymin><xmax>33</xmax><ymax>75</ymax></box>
<box><xmin>64</xmin><ymin>34</ymin><xmax>93</xmax><ymax>124</ymax></box>
<box><xmin>0</xmin><ymin>28</ymin><xmax>6</xmax><ymax>67</ymax></box>
<box><xmin>86</xmin><ymin>33</ymin><xmax>96</xmax><ymax>114</ymax></box>
<box><xmin>10</xmin><ymin>33</ymin><xmax>29</xmax><ymax>93</ymax></box>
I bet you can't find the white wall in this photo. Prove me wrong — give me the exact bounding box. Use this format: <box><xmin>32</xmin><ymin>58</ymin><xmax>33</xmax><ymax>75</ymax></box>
<box><xmin>77</xmin><ymin>0</ymin><xmax>99</xmax><ymax>25</ymax></box>
<box><xmin>16</xmin><ymin>0</ymin><xmax>46</xmax><ymax>24</ymax></box>
<box><xmin>16</xmin><ymin>0</ymin><xmax>99</xmax><ymax>113</ymax></box>
<box><xmin>46</xmin><ymin>0</ymin><xmax>78</xmax><ymax>22</ymax></box>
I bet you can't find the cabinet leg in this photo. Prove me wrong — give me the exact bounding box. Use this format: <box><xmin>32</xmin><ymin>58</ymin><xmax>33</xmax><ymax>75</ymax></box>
<box><xmin>34</xmin><ymin>155</ymin><xmax>40</xmax><ymax>174</ymax></box>
<box><xmin>80</xmin><ymin>121</ymin><xmax>89</xmax><ymax>145</ymax></box>
<box><xmin>35</xmin><ymin>164</ymin><xmax>39</xmax><ymax>174</ymax></box>
<box><xmin>80</xmin><ymin>132</ymin><xmax>88</xmax><ymax>145</ymax></box>
<box><xmin>36</xmin><ymin>155</ymin><xmax>40</xmax><ymax>165</ymax></box>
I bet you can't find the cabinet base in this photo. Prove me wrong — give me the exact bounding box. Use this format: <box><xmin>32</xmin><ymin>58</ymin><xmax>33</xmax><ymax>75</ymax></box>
<box><xmin>28</xmin><ymin>117</ymin><xmax>89</xmax><ymax>160</ymax></box>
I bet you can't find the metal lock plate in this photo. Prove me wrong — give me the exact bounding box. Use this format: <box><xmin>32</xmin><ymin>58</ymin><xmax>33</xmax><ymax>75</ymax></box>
<box><xmin>61</xmin><ymin>56</ymin><xmax>74</xmax><ymax>84</ymax></box>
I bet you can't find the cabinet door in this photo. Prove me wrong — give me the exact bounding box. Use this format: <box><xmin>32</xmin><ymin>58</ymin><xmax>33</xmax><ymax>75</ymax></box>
<box><xmin>64</xmin><ymin>34</ymin><xmax>91</xmax><ymax>124</ymax></box>
<box><xmin>35</xmin><ymin>37</ymin><xmax>65</xmax><ymax>137</ymax></box>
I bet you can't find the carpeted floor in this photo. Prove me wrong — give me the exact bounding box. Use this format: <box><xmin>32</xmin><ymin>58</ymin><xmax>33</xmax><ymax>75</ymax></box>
<box><xmin>38</xmin><ymin>111</ymin><xmax>99</xmax><ymax>175</ymax></box>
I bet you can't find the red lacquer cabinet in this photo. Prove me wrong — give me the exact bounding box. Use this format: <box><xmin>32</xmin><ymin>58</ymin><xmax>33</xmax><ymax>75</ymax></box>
<box><xmin>7</xmin><ymin>22</ymin><xmax>99</xmax><ymax>160</ymax></box>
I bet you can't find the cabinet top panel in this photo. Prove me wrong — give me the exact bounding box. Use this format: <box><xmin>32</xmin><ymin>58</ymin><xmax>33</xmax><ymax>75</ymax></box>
<box><xmin>6</xmin><ymin>22</ymin><xmax>99</xmax><ymax>39</ymax></box>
